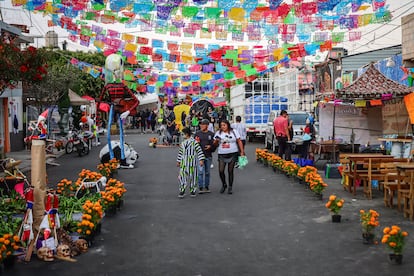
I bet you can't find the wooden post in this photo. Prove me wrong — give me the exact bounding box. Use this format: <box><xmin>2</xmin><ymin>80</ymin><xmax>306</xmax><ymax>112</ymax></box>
<box><xmin>25</xmin><ymin>139</ymin><xmax>47</xmax><ymax>261</ymax></box>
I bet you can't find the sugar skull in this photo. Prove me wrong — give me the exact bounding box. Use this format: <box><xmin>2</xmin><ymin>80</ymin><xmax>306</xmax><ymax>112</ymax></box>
<box><xmin>105</xmin><ymin>54</ymin><xmax>124</xmax><ymax>84</ymax></box>
<box><xmin>57</xmin><ymin>244</ymin><xmax>71</xmax><ymax>258</ymax></box>
<box><xmin>75</xmin><ymin>239</ymin><xmax>89</xmax><ymax>253</ymax></box>
<box><xmin>37</xmin><ymin>246</ymin><xmax>54</xmax><ymax>262</ymax></box>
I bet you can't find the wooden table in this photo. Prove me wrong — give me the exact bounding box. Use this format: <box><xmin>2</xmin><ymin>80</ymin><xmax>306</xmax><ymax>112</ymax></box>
<box><xmin>345</xmin><ymin>154</ymin><xmax>395</xmax><ymax>195</ymax></box>
<box><xmin>310</xmin><ymin>141</ymin><xmax>340</xmax><ymax>163</ymax></box>
<box><xmin>396</xmin><ymin>163</ymin><xmax>414</xmax><ymax>212</ymax></box>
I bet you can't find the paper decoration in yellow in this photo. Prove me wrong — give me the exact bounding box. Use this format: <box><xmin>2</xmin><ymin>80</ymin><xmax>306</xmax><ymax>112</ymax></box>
<box><xmin>354</xmin><ymin>100</ymin><xmax>366</xmax><ymax>107</ymax></box>
<box><xmin>228</xmin><ymin>8</ymin><xmax>245</xmax><ymax>22</ymax></box>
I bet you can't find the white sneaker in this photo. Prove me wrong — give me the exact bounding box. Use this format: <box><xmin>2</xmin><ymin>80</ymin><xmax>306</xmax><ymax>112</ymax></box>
<box><xmin>120</xmin><ymin>164</ymin><xmax>134</xmax><ymax>169</ymax></box>
<box><xmin>210</xmin><ymin>164</ymin><xmax>214</xmax><ymax>169</ymax></box>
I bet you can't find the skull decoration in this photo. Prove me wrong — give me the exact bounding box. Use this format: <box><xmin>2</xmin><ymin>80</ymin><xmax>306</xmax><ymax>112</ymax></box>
<box><xmin>104</xmin><ymin>53</ymin><xmax>124</xmax><ymax>84</ymax></box>
<box><xmin>37</xmin><ymin>246</ymin><xmax>54</xmax><ymax>262</ymax></box>
<box><xmin>75</xmin><ymin>239</ymin><xmax>89</xmax><ymax>253</ymax></box>
<box><xmin>57</xmin><ymin>244</ymin><xmax>71</xmax><ymax>258</ymax></box>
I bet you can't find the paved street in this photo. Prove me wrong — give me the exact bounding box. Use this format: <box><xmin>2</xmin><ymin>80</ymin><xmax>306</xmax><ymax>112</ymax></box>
<box><xmin>5</xmin><ymin>132</ymin><xmax>414</xmax><ymax>276</ymax></box>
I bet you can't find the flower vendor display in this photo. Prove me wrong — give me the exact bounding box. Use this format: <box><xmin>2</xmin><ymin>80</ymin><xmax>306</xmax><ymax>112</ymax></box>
<box><xmin>76</xmin><ymin>200</ymin><xmax>104</xmax><ymax>243</ymax></box>
<box><xmin>360</xmin><ymin>209</ymin><xmax>380</xmax><ymax>244</ymax></box>
<box><xmin>281</xmin><ymin>160</ymin><xmax>299</xmax><ymax>176</ymax></box>
<box><xmin>56</xmin><ymin>178</ymin><xmax>76</xmax><ymax>196</ymax></box>
<box><xmin>97</xmin><ymin>158</ymin><xmax>119</xmax><ymax>178</ymax></box>
<box><xmin>297</xmin><ymin>166</ymin><xmax>318</xmax><ymax>182</ymax></box>
<box><xmin>149</xmin><ymin>137</ymin><xmax>158</xmax><ymax>148</ymax></box>
<box><xmin>325</xmin><ymin>195</ymin><xmax>344</xmax><ymax>223</ymax></box>
<box><xmin>270</xmin><ymin>154</ymin><xmax>283</xmax><ymax>172</ymax></box>
<box><xmin>306</xmin><ymin>171</ymin><xmax>328</xmax><ymax>198</ymax></box>
<box><xmin>381</xmin><ymin>225</ymin><xmax>408</xmax><ymax>264</ymax></box>
<box><xmin>255</xmin><ymin>148</ymin><xmax>268</xmax><ymax>163</ymax></box>
<box><xmin>0</xmin><ymin>233</ymin><xmax>21</xmax><ymax>268</ymax></box>
<box><xmin>100</xmin><ymin>178</ymin><xmax>127</xmax><ymax>214</ymax></box>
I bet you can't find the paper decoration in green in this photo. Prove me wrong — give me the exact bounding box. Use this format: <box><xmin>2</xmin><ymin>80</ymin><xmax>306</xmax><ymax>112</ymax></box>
<box><xmin>224</xmin><ymin>71</ymin><xmax>235</xmax><ymax>80</ymax></box>
<box><xmin>182</xmin><ymin>6</ymin><xmax>199</xmax><ymax>18</ymax></box>
<box><xmin>283</xmin><ymin>8</ymin><xmax>296</xmax><ymax>24</ymax></box>
<box><xmin>205</xmin><ymin>7</ymin><xmax>221</xmax><ymax>19</ymax></box>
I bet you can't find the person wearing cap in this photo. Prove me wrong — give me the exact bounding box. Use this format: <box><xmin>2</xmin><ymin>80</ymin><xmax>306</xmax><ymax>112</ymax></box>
<box><xmin>194</xmin><ymin>119</ymin><xmax>216</xmax><ymax>194</ymax></box>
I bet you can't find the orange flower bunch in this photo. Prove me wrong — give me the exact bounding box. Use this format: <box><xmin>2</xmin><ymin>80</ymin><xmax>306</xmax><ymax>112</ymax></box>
<box><xmin>325</xmin><ymin>195</ymin><xmax>344</xmax><ymax>214</ymax></box>
<box><xmin>77</xmin><ymin>200</ymin><xmax>103</xmax><ymax>237</ymax></box>
<box><xmin>255</xmin><ymin>148</ymin><xmax>268</xmax><ymax>161</ymax></box>
<box><xmin>77</xmin><ymin>169</ymin><xmax>103</xmax><ymax>182</ymax></box>
<box><xmin>100</xmin><ymin>180</ymin><xmax>126</xmax><ymax>210</ymax></box>
<box><xmin>297</xmin><ymin>166</ymin><xmax>318</xmax><ymax>180</ymax></box>
<box><xmin>97</xmin><ymin>159</ymin><xmax>119</xmax><ymax>177</ymax></box>
<box><xmin>306</xmin><ymin>172</ymin><xmax>328</xmax><ymax>194</ymax></box>
<box><xmin>56</xmin><ymin>178</ymin><xmax>76</xmax><ymax>196</ymax></box>
<box><xmin>54</xmin><ymin>140</ymin><xmax>64</xmax><ymax>150</ymax></box>
<box><xmin>382</xmin><ymin>225</ymin><xmax>408</xmax><ymax>255</ymax></box>
<box><xmin>360</xmin><ymin>209</ymin><xmax>380</xmax><ymax>234</ymax></box>
<box><xmin>281</xmin><ymin>161</ymin><xmax>299</xmax><ymax>176</ymax></box>
<box><xmin>97</xmin><ymin>163</ymin><xmax>112</xmax><ymax>178</ymax></box>
<box><xmin>0</xmin><ymin>233</ymin><xmax>20</xmax><ymax>262</ymax></box>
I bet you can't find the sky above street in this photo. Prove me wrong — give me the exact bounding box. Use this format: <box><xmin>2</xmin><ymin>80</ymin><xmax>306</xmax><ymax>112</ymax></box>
<box><xmin>1</xmin><ymin>0</ymin><xmax>413</xmax><ymax>55</ymax></box>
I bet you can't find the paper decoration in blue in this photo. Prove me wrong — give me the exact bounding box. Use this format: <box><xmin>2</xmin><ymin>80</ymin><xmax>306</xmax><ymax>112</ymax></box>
<box><xmin>178</xmin><ymin>64</ymin><xmax>188</xmax><ymax>72</ymax></box>
<box><xmin>269</xmin><ymin>0</ymin><xmax>283</xmax><ymax>10</ymax></box>
<box><xmin>218</xmin><ymin>0</ymin><xmax>236</xmax><ymax>11</ymax></box>
<box><xmin>243</xmin><ymin>0</ymin><xmax>258</xmax><ymax>14</ymax></box>
<box><xmin>193</xmin><ymin>0</ymin><xmax>208</xmax><ymax>5</ymax></box>
<box><xmin>133</xmin><ymin>3</ymin><xmax>154</xmax><ymax>14</ymax></box>
<box><xmin>152</xmin><ymin>39</ymin><xmax>164</xmax><ymax>48</ymax></box>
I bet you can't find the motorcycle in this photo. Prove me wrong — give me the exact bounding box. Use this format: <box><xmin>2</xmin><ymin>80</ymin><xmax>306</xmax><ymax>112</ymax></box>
<box><xmin>65</xmin><ymin>130</ymin><xmax>77</xmax><ymax>154</ymax></box>
<box><xmin>66</xmin><ymin>129</ymin><xmax>94</xmax><ymax>157</ymax></box>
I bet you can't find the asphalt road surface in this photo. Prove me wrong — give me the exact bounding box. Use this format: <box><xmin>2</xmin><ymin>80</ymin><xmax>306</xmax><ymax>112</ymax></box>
<box><xmin>6</xmin><ymin>132</ymin><xmax>414</xmax><ymax>276</ymax></box>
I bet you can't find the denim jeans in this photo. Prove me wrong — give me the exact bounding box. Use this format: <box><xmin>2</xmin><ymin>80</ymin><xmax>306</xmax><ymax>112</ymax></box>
<box><xmin>198</xmin><ymin>157</ymin><xmax>212</xmax><ymax>189</ymax></box>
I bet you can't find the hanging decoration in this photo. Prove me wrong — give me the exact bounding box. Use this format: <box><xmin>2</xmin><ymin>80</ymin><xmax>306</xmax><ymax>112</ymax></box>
<box><xmin>13</xmin><ymin>0</ymin><xmax>394</xmax><ymax>93</ymax></box>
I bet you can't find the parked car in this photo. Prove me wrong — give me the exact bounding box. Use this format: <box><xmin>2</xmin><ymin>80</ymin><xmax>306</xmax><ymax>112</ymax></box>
<box><xmin>265</xmin><ymin>110</ymin><xmax>317</xmax><ymax>153</ymax></box>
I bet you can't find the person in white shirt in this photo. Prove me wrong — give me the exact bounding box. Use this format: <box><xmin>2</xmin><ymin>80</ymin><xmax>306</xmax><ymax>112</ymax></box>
<box><xmin>231</xmin><ymin>115</ymin><xmax>247</xmax><ymax>147</ymax></box>
<box><xmin>213</xmin><ymin>120</ymin><xmax>245</xmax><ymax>194</ymax></box>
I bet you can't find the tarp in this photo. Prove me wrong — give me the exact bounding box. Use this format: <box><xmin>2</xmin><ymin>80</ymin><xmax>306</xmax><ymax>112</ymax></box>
<box><xmin>337</xmin><ymin>63</ymin><xmax>412</xmax><ymax>99</ymax></box>
<box><xmin>136</xmin><ymin>93</ymin><xmax>158</xmax><ymax>105</ymax></box>
<box><xmin>68</xmin><ymin>89</ymin><xmax>89</xmax><ymax>105</ymax></box>
<box><xmin>190</xmin><ymin>99</ymin><xmax>214</xmax><ymax>116</ymax></box>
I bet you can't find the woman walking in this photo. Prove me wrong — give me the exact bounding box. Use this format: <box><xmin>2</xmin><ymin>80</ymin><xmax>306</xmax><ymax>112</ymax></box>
<box><xmin>177</xmin><ymin>127</ymin><xmax>205</xmax><ymax>198</ymax></box>
<box><xmin>213</xmin><ymin>120</ymin><xmax>245</xmax><ymax>194</ymax></box>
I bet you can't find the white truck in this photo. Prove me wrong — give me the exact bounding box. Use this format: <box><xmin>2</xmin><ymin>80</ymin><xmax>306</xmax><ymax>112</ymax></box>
<box><xmin>229</xmin><ymin>70</ymin><xmax>299</xmax><ymax>142</ymax></box>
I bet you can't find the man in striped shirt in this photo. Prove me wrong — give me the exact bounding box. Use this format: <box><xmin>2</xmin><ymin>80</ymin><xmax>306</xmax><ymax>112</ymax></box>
<box><xmin>176</xmin><ymin>127</ymin><xmax>205</xmax><ymax>198</ymax></box>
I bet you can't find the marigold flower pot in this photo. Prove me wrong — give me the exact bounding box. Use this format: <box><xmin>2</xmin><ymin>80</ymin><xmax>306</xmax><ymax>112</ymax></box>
<box><xmin>117</xmin><ymin>199</ymin><xmax>124</xmax><ymax>210</ymax></box>
<box><xmin>388</xmin><ymin>253</ymin><xmax>403</xmax><ymax>265</ymax></box>
<box><xmin>331</xmin><ymin>214</ymin><xmax>341</xmax><ymax>223</ymax></box>
<box><xmin>362</xmin><ymin>233</ymin><xmax>375</xmax><ymax>244</ymax></box>
<box><xmin>2</xmin><ymin>255</ymin><xmax>16</xmax><ymax>270</ymax></box>
<box><xmin>315</xmin><ymin>193</ymin><xmax>323</xmax><ymax>200</ymax></box>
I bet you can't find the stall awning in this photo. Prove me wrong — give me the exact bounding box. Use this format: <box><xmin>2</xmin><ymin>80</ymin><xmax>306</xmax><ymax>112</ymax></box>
<box><xmin>337</xmin><ymin>63</ymin><xmax>412</xmax><ymax>99</ymax></box>
<box><xmin>69</xmin><ymin>89</ymin><xmax>89</xmax><ymax>105</ymax></box>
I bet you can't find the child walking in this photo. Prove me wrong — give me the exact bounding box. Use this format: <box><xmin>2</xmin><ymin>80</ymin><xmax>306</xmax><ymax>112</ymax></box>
<box><xmin>176</xmin><ymin>127</ymin><xmax>205</xmax><ymax>198</ymax></box>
